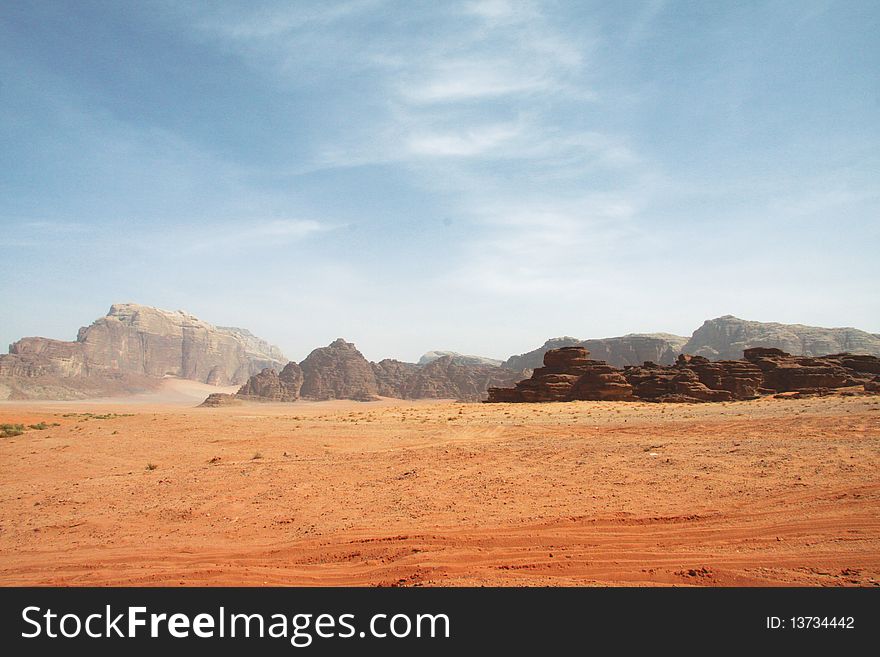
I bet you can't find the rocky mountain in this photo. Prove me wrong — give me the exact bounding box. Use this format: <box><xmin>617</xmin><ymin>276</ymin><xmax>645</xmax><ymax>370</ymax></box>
<box><xmin>236</xmin><ymin>362</ymin><xmax>303</xmax><ymax>402</ymax></box>
<box><xmin>503</xmin><ymin>334</ymin><xmax>688</xmax><ymax>370</ymax></box>
<box><xmin>417</xmin><ymin>351</ymin><xmax>503</xmax><ymax>367</ymax></box>
<box><xmin>372</xmin><ymin>359</ymin><xmax>420</xmax><ymax>398</ymax></box>
<box><xmin>299</xmin><ymin>338</ymin><xmax>380</xmax><ymax>401</ymax></box>
<box><xmin>0</xmin><ymin>304</ymin><xmax>285</xmax><ymax>399</ymax></box>
<box><xmin>234</xmin><ymin>341</ymin><xmax>525</xmax><ymax>404</ymax></box>
<box><xmin>683</xmin><ymin>316</ymin><xmax>880</xmax><ymax>361</ymax></box>
<box><xmin>400</xmin><ymin>355</ymin><xmax>523</xmax><ymax>402</ymax></box>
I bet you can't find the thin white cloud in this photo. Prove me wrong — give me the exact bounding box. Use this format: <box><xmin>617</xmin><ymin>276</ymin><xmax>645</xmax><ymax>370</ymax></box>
<box><xmin>407</xmin><ymin>122</ymin><xmax>522</xmax><ymax>157</ymax></box>
<box><xmin>174</xmin><ymin>219</ymin><xmax>333</xmax><ymax>254</ymax></box>
<box><xmin>401</xmin><ymin>60</ymin><xmax>555</xmax><ymax>104</ymax></box>
<box><xmin>199</xmin><ymin>0</ymin><xmax>384</xmax><ymax>39</ymax></box>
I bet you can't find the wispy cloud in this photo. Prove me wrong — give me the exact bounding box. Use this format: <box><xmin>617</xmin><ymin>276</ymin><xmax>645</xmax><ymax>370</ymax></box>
<box><xmin>406</xmin><ymin>121</ymin><xmax>522</xmax><ymax>157</ymax></box>
<box><xmin>176</xmin><ymin>219</ymin><xmax>333</xmax><ymax>254</ymax></box>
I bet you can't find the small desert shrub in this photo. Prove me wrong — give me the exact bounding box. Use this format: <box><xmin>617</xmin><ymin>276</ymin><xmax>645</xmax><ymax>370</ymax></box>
<box><xmin>145</xmin><ymin>463</ymin><xmax>158</xmax><ymax>471</ymax></box>
<box><xmin>28</xmin><ymin>422</ymin><xmax>50</xmax><ymax>430</ymax></box>
<box><xmin>1</xmin><ymin>424</ymin><xmax>25</xmax><ymax>437</ymax></box>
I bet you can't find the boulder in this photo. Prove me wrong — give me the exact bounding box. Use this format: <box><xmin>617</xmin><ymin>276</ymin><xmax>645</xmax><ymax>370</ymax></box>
<box><xmin>199</xmin><ymin>393</ymin><xmax>242</xmax><ymax>407</ymax></box>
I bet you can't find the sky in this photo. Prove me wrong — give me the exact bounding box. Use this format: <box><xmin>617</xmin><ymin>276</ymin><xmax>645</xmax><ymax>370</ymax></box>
<box><xmin>1</xmin><ymin>0</ymin><xmax>878</xmax><ymax>362</ymax></box>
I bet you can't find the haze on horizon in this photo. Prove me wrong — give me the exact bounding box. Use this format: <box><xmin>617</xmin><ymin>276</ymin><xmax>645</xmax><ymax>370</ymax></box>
<box><xmin>1</xmin><ymin>1</ymin><xmax>878</xmax><ymax>363</ymax></box>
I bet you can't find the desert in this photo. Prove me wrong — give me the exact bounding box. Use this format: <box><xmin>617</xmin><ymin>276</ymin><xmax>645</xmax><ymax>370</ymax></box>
<box><xmin>1</xmin><ymin>382</ymin><xmax>878</xmax><ymax>586</ymax></box>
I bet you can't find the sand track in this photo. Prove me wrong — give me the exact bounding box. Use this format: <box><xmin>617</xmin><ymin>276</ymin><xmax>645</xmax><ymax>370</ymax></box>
<box><xmin>1</xmin><ymin>393</ymin><xmax>878</xmax><ymax>586</ymax></box>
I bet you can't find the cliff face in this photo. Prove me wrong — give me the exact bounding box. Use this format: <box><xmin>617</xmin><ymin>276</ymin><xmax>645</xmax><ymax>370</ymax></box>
<box><xmin>581</xmin><ymin>334</ymin><xmax>688</xmax><ymax>367</ymax></box>
<box><xmin>74</xmin><ymin>304</ymin><xmax>284</xmax><ymax>384</ymax></box>
<box><xmin>503</xmin><ymin>337</ymin><xmax>585</xmax><ymax>371</ymax></box>
<box><xmin>0</xmin><ymin>304</ymin><xmax>285</xmax><ymax>399</ymax></box>
<box><xmin>503</xmin><ymin>334</ymin><xmax>688</xmax><ymax>370</ymax></box>
<box><xmin>683</xmin><ymin>316</ymin><xmax>880</xmax><ymax>361</ymax></box>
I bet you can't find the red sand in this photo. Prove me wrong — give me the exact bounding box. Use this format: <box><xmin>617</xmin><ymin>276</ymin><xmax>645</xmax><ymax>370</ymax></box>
<box><xmin>1</xmin><ymin>392</ymin><xmax>878</xmax><ymax>586</ymax></box>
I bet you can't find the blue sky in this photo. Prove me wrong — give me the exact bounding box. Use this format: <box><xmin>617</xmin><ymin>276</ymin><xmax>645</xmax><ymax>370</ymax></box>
<box><xmin>1</xmin><ymin>0</ymin><xmax>878</xmax><ymax>362</ymax></box>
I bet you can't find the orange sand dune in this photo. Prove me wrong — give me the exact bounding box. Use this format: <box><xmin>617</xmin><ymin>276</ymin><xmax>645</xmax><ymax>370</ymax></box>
<box><xmin>1</xmin><ymin>394</ymin><xmax>878</xmax><ymax>586</ymax></box>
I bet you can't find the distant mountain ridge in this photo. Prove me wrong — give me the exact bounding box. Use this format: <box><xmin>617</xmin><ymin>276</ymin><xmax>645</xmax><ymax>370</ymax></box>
<box><xmin>4</xmin><ymin>306</ymin><xmax>879</xmax><ymax>401</ymax></box>
<box><xmin>418</xmin><ymin>350</ymin><xmax>503</xmax><ymax>367</ymax></box>
<box><xmin>503</xmin><ymin>334</ymin><xmax>689</xmax><ymax>371</ymax></box>
<box><xmin>682</xmin><ymin>316</ymin><xmax>880</xmax><ymax>361</ymax></box>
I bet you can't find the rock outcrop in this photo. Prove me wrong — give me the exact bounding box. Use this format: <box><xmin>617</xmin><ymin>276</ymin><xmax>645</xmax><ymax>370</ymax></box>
<box><xmin>623</xmin><ymin>362</ymin><xmax>731</xmax><ymax>403</ymax></box>
<box><xmin>0</xmin><ymin>304</ymin><xmax>286</xmax><ymax>399</ymax></box>
<box><xmin>299</xmin><ymin>339</ymin><xmax>380</xmax><ymax>401</ymax></box>
<box><xmin>622</xmin><ymin>355</ymin><xmax>763</xmax><ymax>403</ymax></box>
<box><xmin>683</xmin><ymin>316</ymin><xmax>880</xmax><ymax>361</ymax></box>
<box><xmin>490</xmin><ymin>345</ymin><xmax>880</xmax><ymax>404</ymax></box>
<box><xmin>488</xmin><ymin>347</ymin><xmax>634</xmax><ymax>402</ymax></box>
<box><xmin>236</xmin><ymin>362</ymin><xmax>303</xmax><ymax>402</ymax></box>
<box><xmin>742</xmin><ymin>348</ymin><xmax>859</xmax><ymax>393</ymax></box>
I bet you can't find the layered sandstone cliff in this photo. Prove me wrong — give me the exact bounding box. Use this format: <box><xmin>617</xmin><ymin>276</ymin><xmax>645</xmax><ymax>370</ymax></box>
<box><xmin>0</xmin><ymin>304</ymin><xmax>285</xmax><ymax>399</ymax></box>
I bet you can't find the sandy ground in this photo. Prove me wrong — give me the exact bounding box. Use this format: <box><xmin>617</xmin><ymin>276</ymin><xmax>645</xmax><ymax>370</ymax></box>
<box><xmin>1</xmin><ymin>386</ymin><xmax>879</xmax><ymax>586</ymax></box>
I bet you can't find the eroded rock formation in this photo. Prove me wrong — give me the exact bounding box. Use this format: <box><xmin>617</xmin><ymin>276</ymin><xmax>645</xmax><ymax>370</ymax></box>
<box><xmin>742</xmin><ymin>348</ymin><xmax>859</xmax><ymax>393</ymax></box>
<box><xmin>489</xmin><ymin>346</ymin><xmax>880</xmax><ymax>403</ymax></box>
<box><xmin>488</xmin><ymin>346</ymin><xmax>634</xmax><ymax>402</ymax></box>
